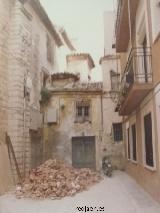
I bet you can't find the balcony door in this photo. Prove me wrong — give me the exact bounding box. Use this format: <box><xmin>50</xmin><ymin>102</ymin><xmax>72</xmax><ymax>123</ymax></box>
<box><xmin>142</xmin><ymin>36</ymin><xmax>148</xmax><ymax>83</ymax></box>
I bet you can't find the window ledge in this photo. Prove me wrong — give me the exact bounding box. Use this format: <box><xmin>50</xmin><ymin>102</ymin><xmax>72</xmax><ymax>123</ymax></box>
<box><xmin>144</xmin><ymin>165</ymin><xmax>156</xmax><ymax>172</ymax></box>
<box><xmin>131</xmin><ymin>160</ymin><xmax>138</xmax><ymax>165</ymax></box>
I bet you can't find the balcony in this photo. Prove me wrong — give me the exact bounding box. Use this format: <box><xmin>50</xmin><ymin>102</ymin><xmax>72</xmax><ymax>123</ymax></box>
<box><xmin>118</xmin><ymin>47</ymin><xmax>153</xmax><ymax>115</ymax></box>
<box><xmin>115</xmin><ymin>0</ymin><xmax>139</xmax><ymax>52</ymax></box>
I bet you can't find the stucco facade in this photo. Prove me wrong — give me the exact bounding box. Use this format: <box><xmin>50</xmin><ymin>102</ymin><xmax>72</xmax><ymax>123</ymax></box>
<box><xmin>115</xmin><ymin>0</ymin><xmax>160</xmax><ymax>202</ymax></box>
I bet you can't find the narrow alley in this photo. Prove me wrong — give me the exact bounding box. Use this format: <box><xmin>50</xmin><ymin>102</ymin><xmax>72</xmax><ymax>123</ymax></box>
<box><xmin>0</xmin><ymin>172</ymin><xmax>160</xmax><ymax>213</ymax></box>
<box><xmin>1</xmin><ymin>0</ymin><xmax>160</xmax><ymax>212</ymax></box>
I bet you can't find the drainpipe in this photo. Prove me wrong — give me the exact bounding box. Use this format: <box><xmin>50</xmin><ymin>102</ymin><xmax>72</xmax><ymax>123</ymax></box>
<box><xmin>22</xmin><ymin>74</ymin><xmax>27</xmax><ymax>178</ymax></box>
<box><xmin>100</xmin><ymin>93</ymin><xmax>104</xmax><ymax>140</ymax></box>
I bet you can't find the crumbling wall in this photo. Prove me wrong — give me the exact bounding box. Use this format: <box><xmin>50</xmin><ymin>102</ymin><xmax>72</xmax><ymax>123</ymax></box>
<box><xmin>43</xmin><ymin>94</ymin><xmax>103</xmax><ymax>170</ymax></box>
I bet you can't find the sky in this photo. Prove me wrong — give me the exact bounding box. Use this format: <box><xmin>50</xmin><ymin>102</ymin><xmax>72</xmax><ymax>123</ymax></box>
<box><xmin>40</xmin><ymin>0</ymin><xmax>116</xmax><ymax>81</ymax></box>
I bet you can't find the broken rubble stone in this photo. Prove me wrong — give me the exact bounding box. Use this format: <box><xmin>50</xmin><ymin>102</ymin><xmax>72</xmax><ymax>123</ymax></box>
<box><xmin>15</xmin><ymin>159</ymin><xmax>102</xmax><ymax>199</ymax></box>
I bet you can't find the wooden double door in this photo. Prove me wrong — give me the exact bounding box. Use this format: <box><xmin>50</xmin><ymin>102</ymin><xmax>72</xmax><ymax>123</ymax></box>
<box><xmin>72</xmin><ymin>136</ymin><xmax>96</xmax><ymax>169</ymax></box>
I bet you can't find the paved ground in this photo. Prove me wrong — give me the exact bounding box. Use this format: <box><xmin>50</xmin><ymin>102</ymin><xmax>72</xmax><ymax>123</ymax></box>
<box><xmin>0</xmin><ymin>171</ymin><xmax>160</xmax><ymax>213</ymax></box>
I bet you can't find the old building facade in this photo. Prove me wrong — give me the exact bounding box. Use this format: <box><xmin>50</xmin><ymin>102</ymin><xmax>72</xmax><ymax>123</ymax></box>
<box><xmin>100</xmin><ymin>11</ymin><xmax>125</xmax><ymax>170</ymax></box>
<box><xmin>42</xmin><ymin>53</ymin><xmax>103</xmax><ymax>170</ymax></box>
<box><xmin>115</xmin><ymin>0</ymin><xmax>160</xmax><ymax>202</ymax></box>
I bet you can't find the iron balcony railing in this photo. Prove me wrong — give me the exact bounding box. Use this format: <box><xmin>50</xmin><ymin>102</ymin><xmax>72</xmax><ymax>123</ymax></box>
<box><xmin>120</xmin><ymin>47</ymin><xmax>152</xmax><ymax>97</ymax></box>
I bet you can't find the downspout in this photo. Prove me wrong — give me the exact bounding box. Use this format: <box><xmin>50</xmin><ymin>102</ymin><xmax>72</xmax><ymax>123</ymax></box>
<box><xmin>22</xmin><ymin>75</ymin><xmax>26</xmax><ymax>178</ymax></box>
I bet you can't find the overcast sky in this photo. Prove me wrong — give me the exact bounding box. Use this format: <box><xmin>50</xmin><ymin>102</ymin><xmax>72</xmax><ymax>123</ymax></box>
<box><xmin>40</xmin><ymin>0</ymin><xmax>116</xmax><ymax>81</ymax></box>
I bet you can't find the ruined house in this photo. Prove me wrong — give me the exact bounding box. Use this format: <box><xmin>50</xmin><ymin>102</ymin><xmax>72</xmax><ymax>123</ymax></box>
<box><xmin>42</xmin><ymin>54</ymin><xmax>103</xmax><ymax>170</ymax></box>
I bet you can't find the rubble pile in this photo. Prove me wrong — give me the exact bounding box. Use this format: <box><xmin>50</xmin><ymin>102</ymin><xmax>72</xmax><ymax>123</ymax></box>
<box><xmin>16</xmin><ymin>159</ymin><xmax>102</xmax><ymax>199</ymax></box>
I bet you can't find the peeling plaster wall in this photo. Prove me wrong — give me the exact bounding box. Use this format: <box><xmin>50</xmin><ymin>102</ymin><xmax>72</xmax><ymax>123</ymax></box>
<box><xmin>102</xmin><ymin>11</ymin><xmax>125</xmax><ymax>170</ymax></box>
<box><xmin>43</xmin><ymin>93</ymin><xmax>103</xmax><ymax>170</ymax></box>
<box><xmin>102</xmin><ymin>58</ymin><xmax>125</xmax><ymax>170</ymax></box>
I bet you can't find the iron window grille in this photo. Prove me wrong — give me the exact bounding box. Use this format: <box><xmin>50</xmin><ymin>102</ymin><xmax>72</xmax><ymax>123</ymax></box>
<box><xmin>75</xmin><ymin>101</ymin><xmax>91</xmax><ymax>123</ymax></box>
<box><xmin>112</xmin><ymin>123</ymin><xmax>123</xmax><ymax>142</ymax></box>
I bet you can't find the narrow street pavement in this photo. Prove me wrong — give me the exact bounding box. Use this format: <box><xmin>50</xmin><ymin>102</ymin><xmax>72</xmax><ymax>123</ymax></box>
<box><xmin>0</xmin><ymin>171</ymin><xmax>160</xmax><ymax>213</ymax></box>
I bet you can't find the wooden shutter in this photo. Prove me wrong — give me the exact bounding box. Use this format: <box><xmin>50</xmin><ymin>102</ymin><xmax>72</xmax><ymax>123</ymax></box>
<box><xmin>144</xmin><ymin>113</ymin><xmax>154</xmax><ymax>167</ymax></box>
<box><xmin>127</xmin><ymin>128</ymin><xmax>130</xmax><ymax>159</ymax></box>
<box><xmin>131</xmin><ymin>124</ymin><xmax>137</xmax><ymax>161</ymax></box>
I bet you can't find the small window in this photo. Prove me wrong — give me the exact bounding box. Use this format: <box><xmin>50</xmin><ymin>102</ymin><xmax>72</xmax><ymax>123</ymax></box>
<box><xmin>131</xmin><ymin>124</ymin><xmax>137</xmax><ymax>161</ymax></box>
<box><xmin>77</xmin><ymin>106</ymin><xmax>83</xmax><ymax>116</ymax></box>
<box><xmin>110</xmin><ymin>70</ymin><xmax>120</xmax><ymax>91</ymax></box>
<box><xmin>75</xmin><ymin>101</ymin><xmax>90</xmax><ymax>123</ymax></box>
<box><xmin>112</xmin><ymin>123</ymin><xmax>123</xmax><ymax>142</ymax></box>
<box><xmin>46</xmin><ymin>34</ymin><xmax>54</xmax><ymax>63</ymax></box>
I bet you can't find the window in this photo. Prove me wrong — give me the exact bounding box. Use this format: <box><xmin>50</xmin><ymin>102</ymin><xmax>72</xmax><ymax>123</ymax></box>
<box><xmin>75</xmin><ymin>101</ymin><xmax>90</xmax><ymax>123</ymax></box>
<box><xmin>112</xmin><ymin>123</ymin><xmax>123</xmax><ymax>142</ymax></box>
<box><xmin>131</xmin><ymin>124</ymin><xmax>137</xmax><ymax>161</ymax></box>
<box><xmin>127</xmin><ymin>127</ymin><xmax>130</xmax><ymax>160</ymax></box>
<box><xmin>110</xmin><ymin>70</ymin><xmax>120</xmax><ymax>91</ymax></box>
<box><xmin>144</xmin><ymin>113</ymin><xmax>154</xmax><ymax>167</ymax></box>
<box><xmin>46</xmin><ymin>34</ymin><xmax>54</xmax><ymax>63</ymax></box>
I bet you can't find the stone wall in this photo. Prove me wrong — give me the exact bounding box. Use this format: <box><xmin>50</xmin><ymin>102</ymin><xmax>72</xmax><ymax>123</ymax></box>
<box><xmin>0</xmin><ymin>0</ymin><xmax>14</xmax><ymax>194</ymax></box>
<box><xmin>7</xmin><ymin>0</ymin><xmax>58</xmax><ymax>178</ymax></box>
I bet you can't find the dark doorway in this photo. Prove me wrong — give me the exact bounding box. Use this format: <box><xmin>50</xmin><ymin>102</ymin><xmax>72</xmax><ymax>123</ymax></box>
<box><xmin>72</xmin><ymin>136</ymin><xmax>96</xmax><ymax>169</ymax></box>
<box><xmin>30</xmin><ymin>130</ymin><xmax>43</xmax><ymax>169</ymax></box>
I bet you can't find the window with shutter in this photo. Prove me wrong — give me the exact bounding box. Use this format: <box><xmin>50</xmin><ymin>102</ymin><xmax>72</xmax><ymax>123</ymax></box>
<box><xmin>131</xmin><ymin>124</ymin><xmax>137</xmax><ymax>161</ymax></box>
<box><xmin>127</xmin><ymin>127</ymin><xmax>130</xmax><ymax>159</ymax></box>
<box><xmin>144</xmin><ymin>113</ymin><xmax>154</xmax><ymax>167</ymax></box>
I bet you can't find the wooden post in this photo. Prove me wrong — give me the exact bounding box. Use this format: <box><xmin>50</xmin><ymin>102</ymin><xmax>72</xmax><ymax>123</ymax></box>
<box><xmin>6</xmin><ymin>133</ymin><xmax>22</xmax><ymax>184</ymax></box>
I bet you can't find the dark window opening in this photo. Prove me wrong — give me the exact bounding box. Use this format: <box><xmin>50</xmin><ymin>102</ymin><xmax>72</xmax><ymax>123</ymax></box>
<box><xmin>131</xmin><ymin>124</ymin><xmax>137</xmax><ymax>161</ymax></box>
<box><xmin>113</xmin><ymin>123</ymin><xmax>123</xmax><ymax>142</ymax></box>
<box><xmin>77</xmin><ymin>106</ymin><xmax>83</xmax><ymax>116</ymax></box>
<box><xmin>84</xmin><ymin>106</ymin><xmax>89</xmax><ymax>117</ymax></box>
<box><xmin>110</xmin><ymin>70</ymin><xmax>120</xmax><ymax>91</ymax></box>
<box><xmin>127</xmin><ymin>128</ymin><xmax>130</xmax><ymax>159</ymax></box>
<box><xmin>144</xmin><ymin>113</ymin><xmax>154</xmax><ymax>167</ymax></box>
